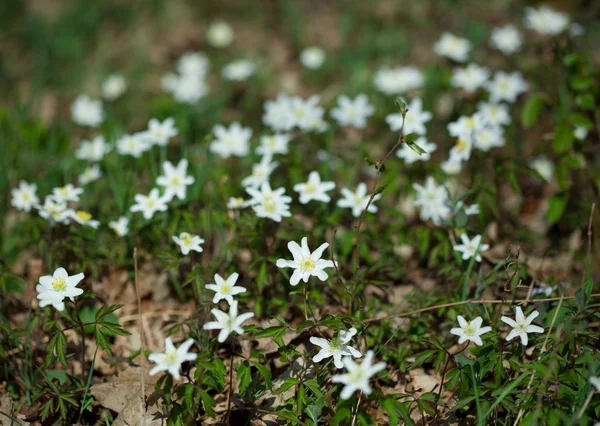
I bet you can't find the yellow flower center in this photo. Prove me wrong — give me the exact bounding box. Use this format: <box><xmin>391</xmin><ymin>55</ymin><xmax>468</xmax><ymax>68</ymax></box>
<box><xmin>300</xmin><ymin>256</ymin><xmax>315</xmax><ymax>272</ymax></box>
<box><xmin>59</xmin><ymin>187</ymin><xmax>69</xmax><ymax>197</ymax></box>
<box><xmin>165</xmin><ymin>350</ymin><xmax>178</xmax><ymax>364</ymax></box>
<box><xmin>305</xmin><ymin>182</ymin><xmax>318</xmax><ymax>193</ymax></box>
<box><xmin>221</xmin><ymin>284</ymin><xmax>231</xmax><ymax>294</ymax></box>
<box><xmin>465</xmin><ymin>117</ymin><xmax>475</xmax><ymax>129</ymax></box>
<box><xmin>268</xmin><ymin>137</ymin><xmax>277</xmax><ymax>149</ymax></box>
<box><xmin>52</xmin><ymin>277</ymin><xmax>67</xmax><ymax>292</ymax></box>
<box><xmin>76</xmin><ymin>211</ymin><xmax>92</xmax><ymax>222</ymax></box>
<box><xmin>264</xmin><ymin>199</ymin><xmax>276</xmax><ymax>213</ymax></box>
<box><xmin>181</xmin><ymin>234</ymin><xmax>193</xmax><ymax>245</ymax></box>
<box><xmin>170</xmin><ymin>177</ymin><xmax>181</xmax><ymax>187</ymax></box>
<box><xmin>464</xmin><ymin>324</ymin><xmax>476</xmax><ymax>335</ymax></box>
<box><xmin>23</xmin><ymin>193</ymin><xmax>30</xmax><ymax>201</ymax></box>
<box><xmin>456</xmin><ymin>139</ymin><xmax>468</xmax><ymax>151</ymax></box>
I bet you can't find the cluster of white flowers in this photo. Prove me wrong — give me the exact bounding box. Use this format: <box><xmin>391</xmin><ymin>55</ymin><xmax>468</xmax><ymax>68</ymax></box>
<box><xmin>451</xmin><ymin>306</ymin><xmax>545</xmax><ymax>347</ymax></box>
<box><xmin>263</xmin><ymin>93</ymin><xmax>328</xmax><ymax>133</ymax></box>
<box><xmin>162</xmin><ymin>52</ymin><xmax>210</xmax><ymax>104</ymax></box>
<box><xmin>373</xmin><ymin>65</ymin><xmax>424</xmax><ymax>95</ymax></box>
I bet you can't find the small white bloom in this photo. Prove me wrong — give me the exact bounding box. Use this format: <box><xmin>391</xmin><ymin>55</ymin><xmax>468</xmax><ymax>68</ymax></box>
<box><xmin>156</xmin><ymin>159</ymin><xmax>195</xmax><ymax>201</ymax></box>
<box><xmin>449</xmin><ymin>138</ymin><xmax>474</xmax><ymax>163</ymax></box>
<box><xmin>37</xmin><ymin>197</ymin><xmax>71</xmax><ymax>225</ymax></box>
<box><xmin>203</xmin><ymin>300</ymin><xmax>254</xmax><ymax>343</ymax></box>
<box><xmin>589</xmin><ymin>377</ymin><xmax>600</xmax><ymax>393</ymax></box>
<box><xmin>450</xmin><ymin>316</ymin><xmax>492</xmax><ymax>346</ymax></box>
<box><xmin>210</xmin><ymin>122</ymin><xmax>252</xmax><ymax>158</ymax></box>
<box><xmin>524</xmin><ymin>6</ymin><xmax>569</xmax><ymax>36</ymax></box>
<box><xmin>71</xmin><ymin>95</ymin><xmax>104</xmax><ymax>127</ymax></box>
<box><xmin>574</xmin><ymin>126</ymin><xmax>588</xmax><ymax>140</ymax></box>
<box><xmin>205</xmin><ymin>273</ymin><xmax>246</xmax><ymax>305</ymax></box>
<box><xmin>227</xmin><ymin>197</ymin><xmax>250</xmax><ymax>209</ymax></box>
<box><xmin>293</xmin><ymin>171</ymin><xmax>336</xmax><ymax>204</ymax></box>
<box><xmin>300</xmin><ymin>46</ymin><xmax>326</xmax><ymax>70</ymax></box>
<box><xmin>101</xmin><ymin>74</ymin><xmax>127</xmax><ymax>101</ymax></box>
<box><xmin>78</xmin><ymin>165</ymin><xmax>102</xmax><ymax>186</ymax></box>
<box><xmin>451</xmin><ymin>63</ymin><xmax>490</xmax><ymax>93</ymax></box>
<box><xmin>386</xmin><ymin>97</ymin><xmax>432</xmax><ymax>136</ymax></box>
<box><xmin>171</xmin><ymin>74</ymin><xmax>209</xmax><ymax>104</ymax></box>
<box><xmin>530</xmin><ymin>156</ymin><xmax>554</xmax><ymax>182</ymax></box>
<box><xmin>222</xmin><ymin>59</ymin><xmax>255</xmax><ymax>82</ymax></box>
<box><xmin>476</xmin><ymin>102</ymin><xmax>511</xmax><ymax>127</ymax></box>
<box><xmin>276</xmin><ymin>237</ymin><xmax>335</xmax><ymax>286</ymax></box>
<box><xmin>433</xmin><ymin>32</ymin><xmax>472</xmax><ymax>62</ymax></box>
<box><xmin>453</xmin><ymin>234</ymin><xmax>489</xmax><ymax>262</ymax></box>
<box><xmin>310</xmin><ymin>328</ymin><xmax>362</xmax><ymax>369</ymax></box>
<box><xmin>147</xmin><ymin>117</ymin><xmax>178</xmax><ymax>147</ymax></box>
<box><xmin>256</xmin><ymin>133</ymin><xmax>292</xmax><ymax>156</ymax></box>
<box><xmin>130</xmin><ymin>189</ymin><xmax>169</xmax><ymax>219</ymax></box>
<box><xmin>289</xmin><ymin>95</ymin><xmax>326</xmax><ymax>132</ymax></box>
<box><xmin>463</xmin><ymin>203</ymin><xmax>480</xmax><ymax>216</ymax></box>
<box><xmin>177</xmin><ymin>52</ymin><xmax>210</xmax><ymax>78</ymax></box>
<box><xmin>330</xmin><ymin>94</ymin><xmax>375</xmax><ymax>129</ymax></box>
<box><xmin>51</xmin><ymin>184</ymin><xmax>84</xmax><ymax>203</ymax></box>
<box><xmin>69</xmin><ymin>210</ymin><xmax>100</xmax><ymax>229</ymax></box>
<box><xmin>245</xmin><ymin>182</ymin><xmax>292</xmax><ymax>222</ymax></box>
<box><xmin>172</xmin><ymin>232</ymin><xmax>204</xmax><ymax>255</ymax></box>
<box><xmin>117</xmin><ymin>133</ymin><xmax>152</xmax><ymax>158</ymax></box>
<box><xmin>501</xmin><ymin>307</ymin><xmax>545</xmax><ymax>346</ymax></box>
<box><xmin>396</xmin><ymin>137</ymin><xmax>437</xmax><ymax>164</ymax></box>
<box><xmin>373</xmin><ymin>66</ymin><xmax>424</xmax><ymax>95</ymax></box>
<box><xmin>241</xmin><ymin>155</ymin><xmax>279</xmax><ymax>189</ymax></box>
<box><xmin>75</xmin><ymin>136</ymin><xmax>111</xmax><ymax>162</ymax></box>
<box><xmin>11</xmin><ymin>181</ymin><xmax>39</xmax><ymax>212</ymax></box>
<box><xmin>262</xmin><ymin>93</ymin><xmax>295</xmax><ymax>132</ymax></box>
<box><xmin>447</xmin><ymin>114</ymin><xmax>481</xmax><ymax>141</ymax></box>
<box><xmin>36</xmin><ymin>267</ymin><xmax>84</xmax><ymax>312</ymax></box>
<box><xmin>109</xmin><ymin>216</ymin><xmax>129</xmax><ymax>236</ymax></box>
<box><xmin>473</xmin><ymin>126</ymin><xmax>505</xmax><ymax>152</ymax></box>
<box><xmin>490</xmin><ymin>25</ymin><xmax>522</xmax><ymax>55</ymax></box>
<box><xmin>148</xmin><ymin>338</ymin><xmax>197</xmax><ymax>381</ymax></box>
<box><xmin>337</xmin><ymin>183</ymin><xmax>380</xmax><ymax>218</ymax></box>
<box><xmin>413</xmin><ymin>177</ymin><xmax>451</xmax><ymax>225</ymax></box>
<box><xmin>441</xmin><ymin>157</ymin><xmax>463</xmax><ymax>175</ymax></box>
<box><xmin>487</xmin><ymin>71</ymin><xmax>528</xmax><ymax>103</ymax></box>
<box><xmin>331</xmin><ymin>350</ymin><xmax>386</xmax><ymax>400</ymax></box>
<box><xmin>206</xmin><ymin>21</ymin><xmax>234</xmax><ymax>48</ymax></box>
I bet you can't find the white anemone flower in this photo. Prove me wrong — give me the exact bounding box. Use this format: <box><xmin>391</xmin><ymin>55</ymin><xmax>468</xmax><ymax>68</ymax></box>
<box><xmin>450</xmin><ymin>316</ymin><xmax>492</xmax><ymax>346</ymax></box>
<box><xmin>337</xmin><ymin>183</ymin><xmax>380</xmax><ymax>218</ymax></box>
<box><xmin>130</xmin><ymin>189</ymin><xmax>169</xmax><ymax>219</ymax></box>
<box><xmin>11</xmin><ymin>181</ymin><xmax>39</xmax><ymax>212</ymax></box>
<box><xmin>501</xmin><ymin>307</ymin><xmax>545</xmax><ymax>346</ymax></box>
<box><xmin>148</xmin><ymin>338</ymin><xmax>197</xmax><ymax>381</ymax></box>
<box><xmin>310</xmin><ymin>328</ymin><xmax>362</xmax><ymax>369</ymax></box>
<box><xmin>293</xmin><ymin>171</ymin><xmax>336</xmax><ymax>204</ymax></box>
<box><xmin>156</xmin><ymin>159</ymin><xmax>195</xmax><ymax>201</ymax></box>
<box><xmin>205</xmin><ymin>273</ymin><xmax>246</xmax><ymax>305</ymax></box>
<box><xmin>203</xmin><ymin>300</ymin><xmax>254</xmax><ymax>343</ymax></box>
<box><xmin>276</xmin><ymin>237</ymin><xmax>335</xmax><ymax>286</ymax></box>
<box><xmin>36</xmin><ymin>267</ymin><xmax>85</xmax><ymax>311</ymax></box>
<box><xmin>331</xmin><ymin>350</ymin><xmax>386</xmax><ymax>400</ymax></box>
<box><xmin>453</xmin><ymin>234</ymin><xmax>489</xmax><ymax>262</ymax></box>
<box><xmin>172</xmin><ymin>232</ymin><xmax>204</xmax><ymax>255</ymax></box>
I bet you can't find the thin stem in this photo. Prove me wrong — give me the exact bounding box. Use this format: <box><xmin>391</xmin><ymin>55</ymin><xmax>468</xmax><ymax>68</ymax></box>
<box><xmin>72</xmin><ymin>301</ymin><xmax>86</xmax><ymax>382</ymax></box>
<box><xmin>225</xmin><ymin>337</ymin><xmax>236</xmax><ymax>425</ymax></box>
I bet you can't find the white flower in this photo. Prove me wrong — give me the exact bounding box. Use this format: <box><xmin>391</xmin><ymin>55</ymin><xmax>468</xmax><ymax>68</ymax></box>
<box><xmin>242</xmin><ymin>155</ymin><xmax>279</xmax><ymax>189</ymax></box>
<box><xmin>206</xmin><ymin>21</ymin><xmax>234</xmax><ymax>48</ymax></box>
<box><xmin>453</xmin><ymin>234</ymin><xmax>489</xmax><ymax>262</ymax></box>
<box><xmin>473</xmin><ymin>126</ymin><xmax>505</xmax><ymax>152</ymax></box>
<box><xmin>441</xmin><ymin>157</ymin><xmax>463</xmax><ymax>175</ymax></box>
<box><xmin>589</xmin><ymin>377</ymin><xmax>600</xmax><ymax>393</ymax></box>
<box><xmin>462</xmin><ymin>203</ymin><xmax>480</xmax><ymax>216</ymax></box>
<box><xmin>530</xmin><ymin>156</ymin><xmax>554</xmax><ymax>182</ymax></box>
<box><xmin>450</xmin><ymin>316</ymin><xmax>492</xmax><ymax>346</ymax></box>
<box><xmin>524</xmin><ymin>6</ymin><xmax>569</xmax><ymax>36</ymax></box>
<box><xmin>222</xmin><ymin>59</ymin><xmax>255</xmax><ymax>81</ymax></box>
<box><xmin>205</xmin><ymin>273</ymin><xmax>246</xmax><ymax>305</ymax></box>
<box><xmin>117</xmin><ymin>133</ymin><xmax>152</xmax><ymax>158</ymax></box>
<box><xmin>147</xmin><ymin>117</ymin><xmax>178</xmax><ymax>146</ymax></box>
<box><xmin>101</xmin><ymin>74</ymin><xmax>127</xmax><ymax>101</ymax></box>
<box><xmin>331</xmin><ymin>350</ymin><xmax>386</xmax><ymax>400</ymax></box>
<box><xmin>276</xmin><ymin>237</ymin><xmax>335</xmax><ymax>286</ymax></box>
<box><xmin>36</xmin><ymin>267</ymin><xmax>84</xmax><ymax>311</ymax></box>
<box><xmin>396</xmin><ymin>137</ymin><xmax>437</xmax><ymax>164</ymax></box>
<box><xmin>75</xmin><ymin>136</ymin><xmax>111</xmax><ymax>162</ymax></box>
<box><xmin>227</xmin><ymin>197</ymin><xmax>250</xmax><ymax>209</ymax></box>
<box><xmin>490</xmin><ymin>25</ymin><xmax>522</xmax><ymax>55</ymax></box>
<box><xmin>172</xmin><ymin>232</ymin><xmax>204</xmax><ymax>255</ymax></box>
<box><xmin>203</xmin><ymin>300</ymin><xmax>254</xmax><ymax>343</ymax></box>
<box><xmin>69</xmin><ymin>210</ymin><xmax>100</xmax><ymax>229</ymax></box>
<box><xmin>37</xmin><ymin>197</ymin><xmax>71</xmax><ymax>225</ymax></box>
<box><xmin>148</xmin><ymin>338</ymin><xmax>197</xmax><ymax>381</ymax></box>
<box><xmin>170</xmin><ymin>74</ymin><xmax>209</xmax><ymax>104</ymax></box>
<box><xmin>413</xmin><ymin>177</ymin><xmax>451</xmax><ymax>225</ymax></box>
<box><xmin>289</xmin><ymin>95</ymin><xmax>325</xmax><ymax>132</ymax></box>
<box><xmin>156</xmin><ymin>159</ymin><xmax>195</xmax><ymax>201</ymax></box>
<box><xmin>386</xmin><ymin>97</ymin><xmax>432</xmax><ymax>136</ymax></box>
<box><xmin>451</xmin><ymin>64</ymin><xmax>490</xmax><ymax>93</ymax></box>
<box><xmin>78</xmin><ymin>165</ymin><xmax>102</xmax><ymax>185</ymax></box>
<box><xmin>310</xmin><ymin>328</ymin><xmax>362</xmax><ymax>369</ymax></box>
<box><xmin>293</xmin><ymin>171</ymin><xmax>336</xmax><ymax>204</ymax></box>
<box><xmin>130</xmin><ymin>189</ymin><xmax>169</xmax><ymax>219</ymax></box>
<box><xmin>71</xmin><ymin>95</ymin><xmax>104</xmax><ymax>127</ymax></box>
<box><xmin>11</xmin><ymin>181</ymin><xmax>39</xmax><ymax>212</ymax></box>
<box><xmin>300</xmin><ymin>46</ymin><xmax>326</xmax><ymax>70</ymax></box>
<box><xmin>210</xmin><ymin>122</ymin><xmax>252</xmax><ymax>158</ymax></box>
<box><xmin>256</xmin><ymin>134</ymin><xmax>292</xmax><ymax>156</ymax></box>
<box><xmin>330</xmin><ymin>94</ymin><xmax>375</xmax><ymax>129</ymax></box>
<box><xmin>487</xmin><ymin>71</ymin><xmax>528</xmax><ymax>103</ymax></box>
<box><xmin>337</xmin><ymin>183</ymin><xmax>380</xmax><ymax>218</ymax></box>
<box><xmin>574</xmin><ymin>126</ymin><xmax>588</xmax><ymax>140</ymax></box>
<box><xmin>449</xmin><ymin>138</ymin><xmax>473</xmax><ymax>163</ymax></box>
<box><xmin>177</xmin><ymin>52</ymin><xmax>210</xmax><ymax>78</ymax></box>
<box><xmin>501</xmin><ymin>307</ymin><xmax>545</xmax><ymax>346</ymax></box>
<box><xmin>263</xmin><ymin>93</ymin><xmax>295</xmax><ymax>132</ymax></box>
<box><xmin>476</xmin><ymin>102</ymin><xmax>511</xmax><ymax>127</ymax></box>
<box><xmin>447</xmin><ymin>114</ymin><xmax>481</xmax><ymax>141</ymax></box>
<box><xmin>109</xmin><ymin>216</ymin><xmax>129</xmax><ymax>236</ymax></box>
<box><xmin>433</xmin><ymin>32</ymin><xmax>471</xmax><ymax>62</ymax></box>
<box><xmin>373</xmin><ymin>66</ymin><xmax>424</xmax><ymax>95</ymax></box>
<box><xmin>51</xmin><ymin>184</ymin><xmax>84</xmax><ymax>203</ymax></box>
<box><xmin>245</xmin><ymin>182</ymin><xmax>292</xmax><ymax>222</ymax></box>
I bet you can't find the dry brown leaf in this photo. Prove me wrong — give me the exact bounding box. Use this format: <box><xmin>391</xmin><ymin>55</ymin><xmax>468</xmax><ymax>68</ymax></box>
<box><xmin>0</xmin><ymin>388</ymin><xmax>30</xmax><ymax>426</ymax></box>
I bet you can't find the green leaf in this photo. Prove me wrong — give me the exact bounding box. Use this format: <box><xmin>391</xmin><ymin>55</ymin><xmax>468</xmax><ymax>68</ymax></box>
<box><xmin>330</xmin><ymin>408</ymin><xmax>352</xmax><ymax>426</ymax></box>
<box><xmin>547</xmin><ymin>193</ymin><xmax>568</xmax><ymax>225</ymax></box>
<box><xmin>273</xmin><ymin>377</ymin><xmax>299</xmax><ymax>395</ymax></box>
<box><xmin>521</xmin><ymin>94</ymin><xmax>546</xmax><ymax>128</ymax></box>
<box><xmin>403</xmin><ymin>133</ymin><xmax>417</xmax><ymax>144</ymax></box>
<box><xmin>198</xmin><ymin>389</ymin><xmax>215</xmax><ymax>417</ymax></box>
<box><xmin>552</xmin><ymin>122</ymin><xmax>574</xmax><ymax>154</ymax></box>
<box><xmin>410</xmin><ymin>350</ymin><xmax>438</xmax><ymax>370</ymax></box>
<box><xmin>237</xmin><ymin>361</ymin><xmax>251</xmax><ymax>394</ymax></box>
<box><xmin>252</xmin><ymin>361</ymin><xmax>272</xmax><ymax>388</ymax></box>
